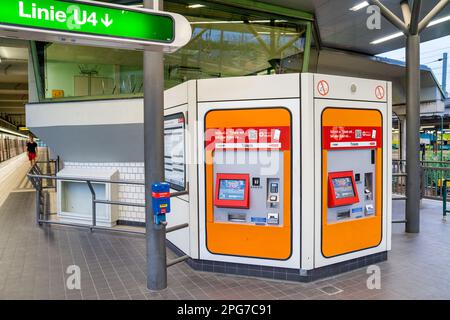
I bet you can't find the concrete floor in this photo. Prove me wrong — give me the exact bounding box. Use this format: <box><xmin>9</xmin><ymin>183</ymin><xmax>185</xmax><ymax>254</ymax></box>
<box><xmin>0</xmin><ymin>159</ymin><xmax>449</xmax><ymax>299</ymax></box>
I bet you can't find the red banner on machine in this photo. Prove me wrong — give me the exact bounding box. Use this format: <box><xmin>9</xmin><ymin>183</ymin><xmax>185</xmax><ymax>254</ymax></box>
<box><xmin>206</xmin><ymin>126</ymin><xmax>291</xmax><ymax>151</ymax></box>
<box><xmin>323</xmin><ymin>126</ymin><xmax>382</xmax><ymax>150</ymax></box>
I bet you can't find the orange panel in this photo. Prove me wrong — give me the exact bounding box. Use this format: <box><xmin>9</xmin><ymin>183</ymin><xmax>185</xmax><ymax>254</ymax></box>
<box><xmin>322</xmin><ymin>108</ymin><xmax>383</xmax><ymax>258</ymax></box>
<box><xmin>205</xmin><ymin>108</ymin><xmax>292</xmax><ymax>260</ymax></box>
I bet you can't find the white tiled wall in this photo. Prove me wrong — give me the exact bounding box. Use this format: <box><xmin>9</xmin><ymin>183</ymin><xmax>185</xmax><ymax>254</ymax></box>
<box><xmin>63</xmin><ymin>162</ymin><xmax>146</xmax><ymax>223</ymax></box>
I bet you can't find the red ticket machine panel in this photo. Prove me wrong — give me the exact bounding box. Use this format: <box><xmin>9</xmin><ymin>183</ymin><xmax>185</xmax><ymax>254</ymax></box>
<box><xmin>215</xmin><ymin>174</ymin><xmax>250</xmax><ymax>209</ymax></box>
<box><xmin>328</xmin><ymin>171</ymin><xmax>359</xmax><ymax>208</ymax></box>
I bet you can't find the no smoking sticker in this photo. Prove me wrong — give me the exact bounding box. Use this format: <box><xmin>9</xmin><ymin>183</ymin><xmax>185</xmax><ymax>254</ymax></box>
<box><xmin>375</xmin><ymin>86</ymin><xmax>385</xmax><ymax>100</ymax></box>
<box><xmin>317</xmin><ymin>80</ymin><xmax>330</xmax><ymax>96</ymax></box>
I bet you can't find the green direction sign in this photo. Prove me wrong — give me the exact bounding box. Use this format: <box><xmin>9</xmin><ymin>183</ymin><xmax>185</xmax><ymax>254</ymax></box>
<box><xmin>0</xmin><ymin>0</ymin><xmax>192</xmax><ymax>52</ymax></box>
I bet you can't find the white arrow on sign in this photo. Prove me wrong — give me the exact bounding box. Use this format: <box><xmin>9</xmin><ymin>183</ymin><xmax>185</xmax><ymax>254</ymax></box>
<box><xmin>101</xmin><ymin>14</ymin><xmax>113</xmax><ymax>28</ymax></box>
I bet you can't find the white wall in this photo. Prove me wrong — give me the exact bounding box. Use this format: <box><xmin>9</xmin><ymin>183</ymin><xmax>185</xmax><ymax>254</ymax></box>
<box><xmin>63</xmin><ymin>161</ymin><xmax>145</xmax><ymax>222</ymax></box>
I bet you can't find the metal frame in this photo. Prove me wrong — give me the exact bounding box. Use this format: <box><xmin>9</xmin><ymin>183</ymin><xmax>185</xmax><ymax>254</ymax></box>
<box><xmin>26</xmin><ymin>171</ymin><xmax>190</xmax><ymax>267</ymax></box>
<box><xmin>443</xmin><ymin>179</ymin><xmax>449</xmax><ymax>220</ymax></box>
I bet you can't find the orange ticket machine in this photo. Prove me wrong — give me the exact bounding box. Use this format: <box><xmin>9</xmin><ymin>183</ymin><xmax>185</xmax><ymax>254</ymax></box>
<box><xmin>164</xmin><ymin>73</ymin><xmax>392</xmax><ymax>282</ymax></box>
<box><xmin>204</xmin><ymin>108</ymin><xmax>293</xmax><ymax>261</ymax></box>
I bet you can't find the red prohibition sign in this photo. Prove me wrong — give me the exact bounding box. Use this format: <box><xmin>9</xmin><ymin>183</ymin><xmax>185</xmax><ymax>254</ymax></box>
<box><xmin>375</xmin><ymin>85</ymin><xmax>385</xmax><ymax>100</ymax></box>
<box><xmin>317</xmin><ymin>80</ymin><xmax>330</xmax><ymax>96</ymax></box>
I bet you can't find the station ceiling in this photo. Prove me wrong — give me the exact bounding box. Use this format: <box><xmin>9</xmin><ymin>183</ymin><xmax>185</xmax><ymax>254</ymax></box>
<box><xmin>261</xmin><ymin>0</ymin><xmax>450</xmax><ymax>55</ymax></box>
<box><xmin>109</xmin><ymin>0</ymin><xmax>450</xmax><ymax>55</ymax></box>
<box><xmin>0</xmin><ymin>39</ymin><xmax>28</xmax><ymax>128</ymax></box>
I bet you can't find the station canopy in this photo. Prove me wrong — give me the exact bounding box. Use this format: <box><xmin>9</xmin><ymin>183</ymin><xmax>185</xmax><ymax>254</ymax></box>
<box><xmin>110</xmin><ymin>0</ymin><xmax>450</xmax><ymax>55</ymax></box>
<box><xmin>259</xmin><ymin>0</ymin><xmax>450</xmax><ymax>55</ymax></box>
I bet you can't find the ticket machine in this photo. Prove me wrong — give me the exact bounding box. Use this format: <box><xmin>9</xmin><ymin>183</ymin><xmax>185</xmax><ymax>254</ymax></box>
<box><xmin>204</xmin><ymin>108</ymin><xmax>293</xmax><ymax>260</ymax></box>
<box><xmin>164</xmin><ymin>73</ymin><xmax>392</xmax><ymax>281</ymax></box>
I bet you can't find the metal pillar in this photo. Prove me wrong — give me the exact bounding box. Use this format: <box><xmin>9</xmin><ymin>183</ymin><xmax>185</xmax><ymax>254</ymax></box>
<box><xmin>144</xmin><ymin>0</ymin><xmax>167</xmax><ymax>291</ymax></box>
<box><xmin>405</xmin><ymin>34</ymin><xmax>421</xmax><ymax>233</ymax></box>
<box><xmin>400</xmin><ymin>116</ymin><xmax>407</xmax><ymax>161</ymax></box>
<box><xmin>443</xmin><ymin>52</ymin><xmax>448</xmax><ymax>97</ymax></box>
<box><xmin>369</xmin><ymin>0</ymin><xmax>449</xmax><ymax>233</ymax></box>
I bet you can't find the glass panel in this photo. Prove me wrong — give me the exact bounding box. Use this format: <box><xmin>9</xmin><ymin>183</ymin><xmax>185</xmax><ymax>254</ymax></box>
<box><xmin>43</xmin><ymin>44</ymin><xmax>143</xmax><ymax>99</ymax></box>
<box><xmin>37</xmin><ymin>1</ymin><xmax>310</xmax><ymax>101</ymax></box>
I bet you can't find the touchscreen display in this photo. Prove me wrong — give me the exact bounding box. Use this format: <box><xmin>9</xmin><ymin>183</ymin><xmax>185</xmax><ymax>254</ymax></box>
<box><xmin>332</xmin><ymin>177</ymin><xmax>355</xmax><ymax>199</ymax></box>
<box><xmin>218</xmin><ymin>180</ymin><xmax>246</xmax><ymax>201</ymax></box>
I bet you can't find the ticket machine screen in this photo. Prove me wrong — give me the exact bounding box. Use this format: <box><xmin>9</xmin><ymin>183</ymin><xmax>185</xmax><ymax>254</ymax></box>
<box><xmin>219</xmin><ymin>180</ymin><xmax>246</xmax><ymax>200</ymax></box>
<box><xmin>332</xmin><ymin>177</ymin><xmax>355</xmax><ymax>199</ymax></box>
<box><xmin>215</xmin><ymin>174</ymin><xmax>250</xmax><ymax>209</ymax></box>
<box><xmin>328</xmin><ymin>171</ymin><xmax>359</xmax><ymax>208</ymax></box>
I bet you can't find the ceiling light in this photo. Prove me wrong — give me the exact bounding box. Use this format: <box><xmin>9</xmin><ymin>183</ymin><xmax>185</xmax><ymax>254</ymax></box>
<box><xmin>371</xmin><ymin>32</ymin><xmax>403</xmax><ymax>45</ymax></box>
<box><xmin>349</xmin><ymin>1</ymin><xmax>369</xmax><ymax>12</ymax></box>
<box><xmin>188</xmin><ymin>4</ymin><xmax>206</xmax><ymax>9</ymax></box>
<box><xmin>428</xmin><ymin>15</ymin><xmax>450</xmax><ymax>27</ymax></box>
<box><xmin>371</xmin><ymin>14</ymin><xmax>450</xmax><ymax>44</ymax></box>
<box><xmin>190</xmin><ymin>21</ymin><xmax>243</xmax><ymax>25</ymax></box>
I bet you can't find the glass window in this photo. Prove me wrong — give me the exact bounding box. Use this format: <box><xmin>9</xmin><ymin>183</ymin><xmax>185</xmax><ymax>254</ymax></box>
<box><xmin>34</xmin><ymin>1</ymin><xmax>311</xmax><ymax>101</ymax></box>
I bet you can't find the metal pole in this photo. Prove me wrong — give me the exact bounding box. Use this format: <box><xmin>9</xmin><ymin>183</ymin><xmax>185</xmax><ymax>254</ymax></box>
<box><xmin>444</xmin><ymin>180</ymin><xmax>447</xmax><ymax>219</ymax></box>
<box><xmin>443</xmin><ymin>52</ymin><xmax>448</xmax><ymax>97</ymax></box>
<box><xmin>36</xmin><ymin>181</ymin><xmax>42</xmax><ymax>225</ymax></box>
<box><xmin>418</xmin><ymin>0</ymin><xmax>450</xmax><ymax>33</ymax></box>
<box><xmin>368</xmin><ymin>0</ymin><xmax>408</xmax><ymax>33</ymax></box>
<box><xmin>406</xmin><ymin>34</ymin><xmax>421</xmax><ymax>233</ymax></box>
<box><xmin>87</xmin><ymin>181</ymin><xmax>97</xmax><ymax>230</ymax></box>
<box><xmin>400</xmin><ymin>0</ymin><xmax>411</xmax><ymax>25</ymax></box>
<box><xmin>144</xmin><ymin>0</ymin><xmax>167</xmax><ymax>291</ymax></box>
<box><xmin>441</xmin><ymin>115</ymin><xmax>444</xmax><ymax>162</ymax></box>
<box><xmin>409</xmin><ymin>0</ymin><xmax>422</xmax><ymax>35</ymax></box>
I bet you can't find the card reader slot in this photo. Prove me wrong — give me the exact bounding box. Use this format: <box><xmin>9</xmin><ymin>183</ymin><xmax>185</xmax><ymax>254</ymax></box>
<box><xmin>337</xmin><ymin>210</ymin><xmax>351</xmax><ymax>220</ymax></box>
<box><xmin>228</xmin><ymin>213</ymin><xmax>247</xmax><ymax>223</ymax></box>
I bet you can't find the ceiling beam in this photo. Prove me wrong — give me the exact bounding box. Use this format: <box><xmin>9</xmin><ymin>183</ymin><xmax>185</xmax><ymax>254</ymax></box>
<box><xmin>418</xmin><ymin>0</ymin><xmax>450</xmax><ymax>33</ymax></box>
<box><xmin>400</xmin><ymin>0</ymin><xmax>412</xmax><ymax>25</ymax></box>
<box><xmin>0</xmin><ymin>101</ymin><xmax>25</xmax><ymax>107</ymax></box>
<box><xmin>0</xmin><ymin>89</ymin><xmax>28</xmax><ymax>95</ymax></box>
<box><xmin>0</xmin><ymin>108</ymin><xmax>25</xmax><ymax>114</ymax></box>
<box><xmin>0</xmin><ymin>95</ymin><xmax>28</xmax><ymax>102</ymax></box>
<box><xmin>0</xmin><ymin>39</ymin><xmax>29</xmax><ymax>48</ymax></box>
<box><xmin>0</xmin><ymin>83</ymin><xmax>28</xmax><ymax>90</ymax></box>
<box><xmin>368</xmin><ymin>0</ymin><xmax>409</xmax><ymax>34</ymax></box>
<box><xmin>410</xmin><ymin>0</ymin><xmax>422</xmax><ymax>35</ymax></box>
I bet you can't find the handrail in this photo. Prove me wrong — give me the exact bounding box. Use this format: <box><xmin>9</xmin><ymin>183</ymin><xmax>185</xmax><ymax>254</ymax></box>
<box><xmin>394</xmin><ymin>159</ymin><xmax>450</xmax><ymax>165</ymax></box>
<box><xmin>422</xmin><ymin>166</ymin><xmax>450</xmax><ymax>171</ymax></box>
<box><xmin>27</xmin><ymin>173</ymin><xmax>145</xmax><ymax>186</ymax></box>
<box><xmin>443</xmin><ymin>179</ymin><xmax>449</xmax><ymax>221</ymax></box>
<box><xmin>26</xmin><ymin>172</ymin><xmax>190</xmax><ymax>257</ymax></box>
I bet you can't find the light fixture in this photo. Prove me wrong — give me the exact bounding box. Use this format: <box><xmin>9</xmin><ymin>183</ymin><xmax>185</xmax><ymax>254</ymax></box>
<box><xmin>371</xmin><ymin>32</ymin><xmax>403</xmax><ymax>45</ymax></box>
<box><xmin>349</xmin><ymin>1</ymin><xmax>370</xmax><ymax>12</ymax></box>
<box><xmin>190</xmin><ymin>20</ymin><xmax>243</xmax><ymax>25</ymax></box>
<box><xmin>371</xmin><ymin>14</ymin><xmax>450</xmax><ymax>44</ymax></box>
<box><xmin>428</xmin><ymin>15</ymin><xmax>450</xmax><ymax>27</ymax></box>
<box><xmin>190</xmin><ymin>19</ymin><xmax>287</xmax><ymax>25</ymax></box>
<box><xmin>188</xmin><ymin>4</ymin><xmax>206</xmax><ymax>9</ymax></box>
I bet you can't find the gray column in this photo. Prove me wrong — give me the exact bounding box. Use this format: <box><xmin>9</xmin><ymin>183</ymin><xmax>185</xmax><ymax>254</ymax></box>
<box><xmin>400</xmin><ymin>116</ymin><xmax>407</xmax><ymax>161</ymax></box>
<box><xmin>443</xmin><ymin>52</ymin><xmax>448</xmax><ymax>97</ymax></box>
<box><xmin>405</xmin><ymin>34</ymin><xmax>421</xmax><ymax>233</ymax></box>
<box><xmin>144</xmin><ymin>0</ymin><xmax>167</xmax><ymax>291</ymax></box>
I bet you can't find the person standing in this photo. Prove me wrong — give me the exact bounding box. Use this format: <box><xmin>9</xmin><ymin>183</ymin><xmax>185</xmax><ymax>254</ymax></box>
<box><xmin>26</xmin><ymin>136</ymin><xmax>38</xmax><ymax>167</ymax></box>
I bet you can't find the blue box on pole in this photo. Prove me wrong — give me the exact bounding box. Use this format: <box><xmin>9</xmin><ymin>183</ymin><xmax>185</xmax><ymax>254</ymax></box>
<box><xmin>152</xmin><ymin>182</ymin><xmax>171</xmax><ymax>224</ymax></box>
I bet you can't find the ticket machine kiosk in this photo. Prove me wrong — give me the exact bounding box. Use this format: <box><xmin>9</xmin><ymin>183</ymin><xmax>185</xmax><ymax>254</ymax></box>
<box><xmin>164</xmin><ymin>73</ymin><xmax>391</xmax><ymax>281</ymax></box>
